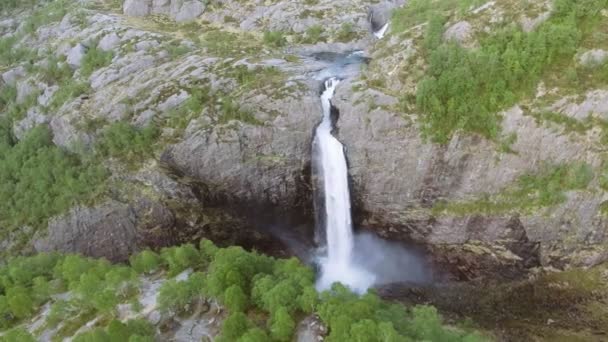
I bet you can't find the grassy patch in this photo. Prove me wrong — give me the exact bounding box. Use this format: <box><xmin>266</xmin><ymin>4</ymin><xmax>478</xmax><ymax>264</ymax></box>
<box><xmin>200</xmin><ymin>29</ymin><xmax>259</xmax><ymax>57</ymax></box>
<box><xmin>334</xmin><ymin>22</ymin><xmax>359</xmax><ymax>42</ymax></box>
<box><xmin>263</xmin><ymin>30</ymin><xmax>287</xmax><ymax>48</ymax></box>
<box><xmin>298</xmin><ymin>25</ymin><xmax>325</xmax><ymax>44</ymax></box>
<box><xmin>95</xmin><ymin>122</ymin><xmax>160</xmax><ymax>166</ymax></box>
<box><xmin>48</xmin><ymin>80</ymin><xmax>90</xmax><ymax>111</ymax></box>
<box><xmin>22</xmin><ymin>0</ymin><xmax>70</xmax><ymax>35</ymax></box>
<box><xmin>0</xmin><ymin>36</ymin><xmax>36</xmax><ymax>67</ymax></box>
<box><xmin>433</xmin><ymin>163</ymin><xmax>594</xmax><ymax>216</ymax></box>
<box><xmin>81</xmin><ymin>45</ymin><xmax>114</xmax><ymax>77</ymax></box>
<box><xmin>391</xmin><ymin>0</ymin><xmax>486</xmax><ymax>33</ymax></box>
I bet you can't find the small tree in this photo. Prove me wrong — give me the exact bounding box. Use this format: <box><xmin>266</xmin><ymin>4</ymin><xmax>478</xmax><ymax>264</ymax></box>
<box><xmin>270</xmin><ymin>306</ymin><xmax>295</xmax><ymax>342</ymax></box>
<box><xmin>239</xmin><ymin>328</ymin><xmax>269</xmax><ymax>342</ymax></box>
<box><xmin>217</xmin><ymin>312</ymin><xmax>249</xmax><ymax>342</ymax></box>
<box><xmin>130</xmin><ymin>250</ymin><xmax>161</xmax><ymax>274</ymax></box>
<box><xmin>6</xmin><ymin>286</ymin><xmax>34</xmax><ymax>319</ymax></box>
<box><xmin>224</xmin><ymin>284</ymin><xmax>248</xmax><ymax>312</ymax></box>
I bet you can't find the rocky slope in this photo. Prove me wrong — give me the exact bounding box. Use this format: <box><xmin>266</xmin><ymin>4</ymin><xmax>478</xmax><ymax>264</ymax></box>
<box><xmin>1</xmin><ymin>0</ymin><xmax>607</xmax><ymax>283</ymax></box>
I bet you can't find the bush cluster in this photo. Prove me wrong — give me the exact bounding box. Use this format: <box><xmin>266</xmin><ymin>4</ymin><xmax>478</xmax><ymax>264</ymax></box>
<box><xmin>0</xmin><ymin>241</ymin><xmax>483</xmax><ymax>341</ymax></box>
<box><xmin>0</xmin><ymin>124</ymin><xmax>107</xmax><ymax>238</ymax></box>
<box><xmin>411</xmin><ymin>0</ymin><xmax>607</xmax><ymax>143</ymax></box>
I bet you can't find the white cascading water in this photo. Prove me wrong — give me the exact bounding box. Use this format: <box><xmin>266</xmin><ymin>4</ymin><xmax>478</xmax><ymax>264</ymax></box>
<box><xmin>314</xmin><ymin>78</ymin><xmax>375</xmax><ymax>294</ymax></box>
<box><xmin>373</xmin><ymin>23</ymin><xmax>389</xmax><ymax>39</ymax></box>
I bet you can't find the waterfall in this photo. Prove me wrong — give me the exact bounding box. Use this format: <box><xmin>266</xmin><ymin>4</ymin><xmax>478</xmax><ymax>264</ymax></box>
<box><xmin>314</xmin><ymin>78</ymin><xmax>375</xmax><ymax>294</ymax></box>
<box><xmin>373</xmin><ymin>23</ymin><xmax>389</xmax><ymax>39</ymax></box>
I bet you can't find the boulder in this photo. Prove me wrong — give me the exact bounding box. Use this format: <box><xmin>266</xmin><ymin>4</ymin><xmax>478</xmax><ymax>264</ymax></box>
<box><xmin>2</xmin><ymin>66</ymin><xmax>26</xmax><ymax>86</ymax></box>
<box><xmin>520</xmin><ymin>11</ymin><xmax>551</xmax><ymax>33</ymax></box>
<box><xmin>13</xmin><ymin>107</ymin><xmax>49</xmax><ymax>140</ymax></box>
<box><xmin>296</xmin><ymin>315</ymin><xmax>327</xmax><ymax>342</ymax></box>
<box><xmin>579</xmin><ymin>49</ymin><xmax>608</xmax><ymax>67</ymax></box>
<box><xmin>98</xmin><ymin>32</ymin><xmax>121</xmax><ymax>51</ymax></box>
<box><xmin>124</xmin><ymin>0</ymin><xmax>152</xmax><ymax>17</ymax></box>
<box><xmin>66</xmin><ymin>43</ymin><xmax>87</xmax><ymax>69</ymax></box>
<box><xmin>443</xmin><ymin>21</ymin><xmax>474</xmax><ymax>46</ymax></box>
<box><xmin>172</xmin><ymin>0</ymin><xmax>205</xmax><ymax>22</ymax></box>
<box><xmin>123</xmin><ymin>0</ymin><xmax>204</xmax><ymax>22</ymax></box>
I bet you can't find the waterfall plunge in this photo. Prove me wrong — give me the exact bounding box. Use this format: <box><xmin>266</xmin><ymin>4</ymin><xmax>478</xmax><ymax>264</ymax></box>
<box><xmin>314</xmin><ymin>78</ymin><xmax>375</xmax><ymax>294</ymax></box>
<box><xmin>373</xmin><ymin>23</ymin><xmax>389</xmax><ymax>39</ymax></box>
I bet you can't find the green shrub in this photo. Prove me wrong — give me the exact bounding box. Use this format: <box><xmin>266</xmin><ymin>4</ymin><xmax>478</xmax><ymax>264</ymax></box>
<box><xmin>160</xmin><ymin>244</ymin><xmax>200</xmax><ymax>275</ymax></box>
<box><xmin>48</xmin><ymin>80</ymin><xmax>90</xmax><ymax>110</ymax></box>
<box><xmin>335</xmin><ymin>23</ymin><xmax>358</xmax><ymax>42</ymax></box>
<box><xmin>96</xmin><ymin>122</ymin><xmax>159</xmax><ymax>164</ymax></box>
<box><xmin>263</xmin><ymin>31</ymin><xmax>286</xmax><ymax>48</ymax></box>
<box><xmin>216</xmin><ymin>312</ymin><xmax>250</xmax><ymax>342</ymax></box>
<box><xmin>81</xmin><ymin>46</ymin><xmax>113</xmax><ymax>77</ymax></box>
<box><xmin>239</xmin><ymin>328</ymin><xmax>269</xmax><ymax>342</ymax></box>
<box><xmin>301</xmin><ymin>25</ymin><xmax>325</xmax><ymax>44</ymax></box>
<box><xmin>22</xmin><ymin>0</ymin><xmax>69</xmax><ymax>35</ymax></box>
<box><xmin>217</xmin><ymin>96</ymin><xmax>261</xmax><ymax>125</ymax></box>
<box><xmin>0</xmin><ymin>36</ymin><xmax>35</xmax><ymax>67</ymax></box>
<box><xmin>317</xmin><ymin>284</ymin><xmax>481</xmax><ymax>341</ymax></box>
<box><xmin>0</xmin><ymin>241</ymin><xmax>486</xmax><ymax>340</ymax></box>
<box><xmin>269</xmin><ymin>306</ymin><xmax>295</xmax><ymax>341</ymax></box>
<box><xmin>157</xmin><ymin>272</ymin><xmax>204</xmax><ymax>314</ymax></box>
<box><xmin>6</xmin><ymin>286</ymin><xmax>34</xmax><ymax>319</ymax></box>
<box><xmin>224</xmin><ymin>285</ymin><xmax>248</xmax><ymax>312</ymax></box>
<box><xmin>37</xmin><ymin>56</ymin><xmax>73</xmax><ymax>85</ymax></box>
<box><xmin>130</xmin><ymin>250</ymin><xmax>162</xmax><ymax>274</ymax></box>
<box><xmin>0</xmin><ymin>327</ymin><xmax>36</xmax><ymax>342</ymax></box>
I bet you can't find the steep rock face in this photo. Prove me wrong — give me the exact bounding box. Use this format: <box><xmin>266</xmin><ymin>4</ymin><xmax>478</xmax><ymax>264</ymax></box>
<box><xmin>333</xmin><ymin>79</ymin><xmax>608</xmax><ymax>272</ymax></box>
<box><xmin>162</xmin><ymin>90</ymin><xmax>321</xmax><ymax>212</ymax></box>
<box><xmin>33</xmin><ymin>199</ymin><xmax>177</xmax><ymax>262</ymax></box>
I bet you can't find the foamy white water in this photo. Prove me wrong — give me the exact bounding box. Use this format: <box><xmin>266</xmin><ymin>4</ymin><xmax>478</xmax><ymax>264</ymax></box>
<box><xmin>314</xmin><ymin>78</ymin><xmax>375</xmax><ymax>294</ymax></box>
<box><xmin>374</xmin><ymin>23</ymin><xmax>389</xmax><ymax>39</ymax></box>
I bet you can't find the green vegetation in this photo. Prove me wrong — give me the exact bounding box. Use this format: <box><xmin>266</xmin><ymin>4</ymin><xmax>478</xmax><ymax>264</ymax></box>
<box><xmin>299</xmin><ymin>25</ymin><xmax>325</xmax><ymax>44</ymax></box>
<box><xmin>96</xmin><ymin>122</ymin><xmax>159</xmax><ymax>164</ymax></box>
<box><xmin>263</xmin><ymin>31</ymin><xmax>287</xmax><ymax>48</ymax></box>
<box><xmin>335</xmin><ymin>22</ymin><xmax>358</xmax><ymax>42</ymax></box>
<box><xmin>391</xmin><ymin>0</ymin><xmax>486</xmax><ymax>33</ymax></box>
<box><xmin>200</xmin><ymin>29</ymin><xmax>259</xmax><ymax>57</ymax></box>
<box><xmin>22</xmin><ymin>0</ymin><xmax>69</xmax><ymax>34</ymax></box>
<box><xmin>81</xmin><ymin>45</ymin><xmax>114</xmax><ymax>77</ymax></box>
<box><xmin>406</xmin><ymin>0</ymin><xmax>608</xmax><ymax>143</ymax></box>
<box><xmin>0</xmin><ymin>240</ymin><xmax>485</xmax><ymax>340</ymax></box>
<box><xmin>0</xmin><ymin>124</ymin><xmax>107</xmax><ymax>241</ymax></box>
<box><xmin>0</xmin><ymin>0</ymin><xmax>37</xmax><ymax>11</ymax></box>
<box><xmin>0</xmin><ymin>36</ymin><xmax>35</xmax><ymax>67</ymax></box>
<box><xmin>433</xmin><ymin>163</ymin><xmax>594</xmax><ymax>216</ymax></box>
<box><xmin>73</xmin><ymin>319</ymin><xmax>155</xmax><ymax>342</ymax></box>
<box><xmin>48</xmin><ymin>80</ymin><xmax>90</xmax><ymax>111</ymax></box>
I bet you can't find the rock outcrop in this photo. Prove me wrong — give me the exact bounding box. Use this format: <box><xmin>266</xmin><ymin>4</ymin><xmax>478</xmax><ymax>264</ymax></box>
<box><xmin>123</xmin><ymin>0</ymin><xmax>205</xmax><ymax>22</ymax></box>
